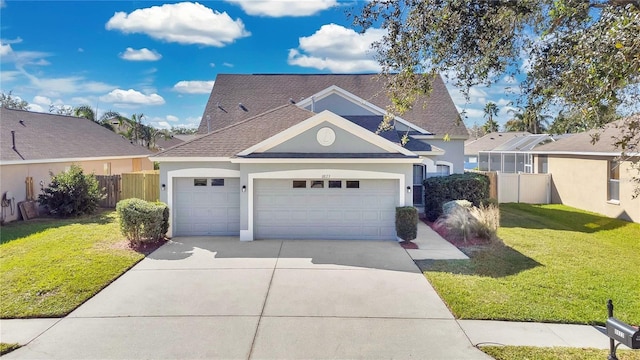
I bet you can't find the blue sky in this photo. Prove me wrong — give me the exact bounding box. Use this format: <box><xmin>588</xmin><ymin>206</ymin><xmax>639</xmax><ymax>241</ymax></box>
<box><xmin>1</xmin><ymin>0</ymin><xmax>523</xmax><ymax>131</ymax></box>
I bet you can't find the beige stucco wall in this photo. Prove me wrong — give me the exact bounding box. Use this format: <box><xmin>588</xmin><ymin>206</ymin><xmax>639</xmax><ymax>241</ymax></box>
<box><xmin>0</xmin><ymin>157</ymin><xmax>152</xmax><ymax>223</ymax></box>
<box><xmin>545</xmin><ymin>155</ymin><xmax>640</xmax><ymax>223</ymax></box>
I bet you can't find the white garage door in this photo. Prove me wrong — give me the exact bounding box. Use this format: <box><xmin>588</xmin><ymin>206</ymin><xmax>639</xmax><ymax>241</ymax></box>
<box><xmin>174</xmin><ymin>177</ymin><xmax>240</xmax><ymax>236</ymax></box>
<box><xmin>254</xmin><ymin>179</ymin><xmax>398</xmax><ymax>240</ymax></box>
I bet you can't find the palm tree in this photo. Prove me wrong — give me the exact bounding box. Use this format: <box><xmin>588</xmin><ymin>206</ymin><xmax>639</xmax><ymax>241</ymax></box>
<box><xmin>483</xmin><ymin>102</ymin><xmax>500</xmax><ymax>133</ymax></box>
<box><xmin>504</xmin><ymin>108</ymin><xmax>527</xmax><ymax>132</ymax></box>
<box><xmin>74</xmin><ymin>106</ymin><xmax>124</xmax><ymax>132</ymax></box>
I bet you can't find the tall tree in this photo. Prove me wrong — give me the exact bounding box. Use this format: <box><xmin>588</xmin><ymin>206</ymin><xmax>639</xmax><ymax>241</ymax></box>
<box><xmin>482</xmin><ymin>102</ymin><xmax>500</xmax><ymax>133</ymax></box>
<box><xmin>353</xmin><ymin>1</ymin><xmax>640</xmax><ymax>154</ymax></box>
<box><xmin>1</xmin><ymin>91</ymin><xmax>29</xmax><ymax>110</ymax></box>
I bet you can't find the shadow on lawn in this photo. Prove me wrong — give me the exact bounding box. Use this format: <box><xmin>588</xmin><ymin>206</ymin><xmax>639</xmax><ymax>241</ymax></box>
<box><xmin>499</xmin><ymin>203</ymin><xmax>630</xmax><ymax>233</ymax></box>
<box><xmin>0</xmin><ymin>209</ymin><xmax>113</xmax><ymax>245</ymax></box>
<box><xmin>415</xmin><ymin>243</ymin><xmax>542</xmax><ymax>278</ymax></box>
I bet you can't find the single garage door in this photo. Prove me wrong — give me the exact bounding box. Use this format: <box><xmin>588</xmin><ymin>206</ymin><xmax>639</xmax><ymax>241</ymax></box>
<box><xmin>254</xmin><ymin>179</ymin><xmax>398</xmax><ymax>240</ymax></box>
<box><xmin>174</xmin><ymin>177</ymin><xmax>240</xmax><ymax>236</ymax></box>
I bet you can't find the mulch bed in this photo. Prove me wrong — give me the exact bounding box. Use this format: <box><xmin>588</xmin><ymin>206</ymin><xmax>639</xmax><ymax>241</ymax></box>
<box><xmin>422</xmin><ymin>218</ymin><xmax>490</xmax><ymax>249</ymax></box>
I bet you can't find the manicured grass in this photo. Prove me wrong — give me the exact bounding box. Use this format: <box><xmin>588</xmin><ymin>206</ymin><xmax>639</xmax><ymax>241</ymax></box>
<box><xmin>0</xmin><ymin>211</ymin><xmax>144</xmax><ymax>318</ymax></box>
<box><xmin>0</xmin><ymin>343</ymin><xmax>21</xmax><ymax>356</ymax></box>
<box><xmin>482</xmin><ymin>346</ymin><xmax>640</xmax><ymax>360</ymax></box>
<box><xmin>419</xmin><ymin>204</ymin><xmax>640</xmax><ymax>325</ymax></box>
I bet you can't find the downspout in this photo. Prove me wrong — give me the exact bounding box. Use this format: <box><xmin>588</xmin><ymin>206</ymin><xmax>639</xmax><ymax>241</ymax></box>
<box><xmin>311</xmin><ymin>96</ymin><xmax>315</xmax><ymax>112</ymax></box>
<box><xmin>11</xmin><ymin>130</ymin><xmax>16</xmax><ymax>150</ymax></box>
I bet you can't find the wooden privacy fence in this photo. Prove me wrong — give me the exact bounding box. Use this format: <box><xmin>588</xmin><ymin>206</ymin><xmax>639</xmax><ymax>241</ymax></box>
<box><xmin>95</xmin><ymin>171</ymin><xmax>159</xmax><ymax>208</ymax></box>
<box><xmin>121</xmin><ymin>171</ymin><xmax>160</xmax><ymax>202</ymax></box>
<box><xmin>96</xmin><ymin>175</ymin><xmax>121</xmax><ymax>208</ymax></box>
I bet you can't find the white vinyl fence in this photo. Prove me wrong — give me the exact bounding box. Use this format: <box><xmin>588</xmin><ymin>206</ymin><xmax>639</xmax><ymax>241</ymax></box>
<box><xmin>498</xmin><ymin>173</ymin><xmax>551</xmax><ymax>204</ymax></box>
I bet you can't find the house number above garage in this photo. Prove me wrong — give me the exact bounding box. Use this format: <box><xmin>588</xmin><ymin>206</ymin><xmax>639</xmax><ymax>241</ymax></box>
<box><xmin>316</xmin><ymin>127</ymin><xmax>336</xmax><ymax>146</ymax></box>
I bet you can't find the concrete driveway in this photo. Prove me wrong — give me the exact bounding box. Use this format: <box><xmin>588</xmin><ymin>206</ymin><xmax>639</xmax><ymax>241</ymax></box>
<box><xmin>5</xmin><ymin>238</ymin><xmax>489</xmax><ymax>359</ymax></box>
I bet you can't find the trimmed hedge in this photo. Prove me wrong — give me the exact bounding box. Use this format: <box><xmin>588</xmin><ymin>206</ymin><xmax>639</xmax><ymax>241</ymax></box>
<box><xmin>116</xmin><ymin>198</ymin><xmax>169</xmax><ymax>245</ymax></box>
<box><xmin>423</xmin><ymin>173</ymin><xmax>489</xmax><ymax>221</ymax></box>
<box><xmin>396</xmin><ymin>206</ymin><xmax>418</xmax><ymax>241</ymax></box>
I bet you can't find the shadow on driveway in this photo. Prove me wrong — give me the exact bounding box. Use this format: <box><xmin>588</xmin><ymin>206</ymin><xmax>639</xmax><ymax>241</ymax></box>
<box><xmin>144</xmin><ymin>236</ymin><xmax>421</xmax><ymax>273</ymax></box>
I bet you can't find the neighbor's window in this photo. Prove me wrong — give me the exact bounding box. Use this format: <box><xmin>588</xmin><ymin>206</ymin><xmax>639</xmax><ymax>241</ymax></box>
<box><xmin>293</xmin><ymin>180</ymin><xmax>306</xmax><ymax>188</ymax></box>
<box><xmin>211</xmin><ymin>178</ymin><xmax>224</xmax><ymax>186</ymax></box>
<box><xmin>311</xmin><ymin>180</ymin><xmax>324</xmax><ymax>188</ymax></box>
<box><xmin>328</xmin><ymin>180</ymin><xmax>342</xmax><ymax>188</ymax></box>
<box><xmin>346</xmin><ymin>180</ymin><xmax>360</xmax><ymax>189</ymax></box>
<box><xmin>608</xmin><ymin>160</ymin><xmax>620</xmax><ymax>201</ymax></box>
<box><xmin>537</xmin><ymin>155</ymin><xmax>548</xmax><ymax>174</ymax></box>
<box><xmin>194</xmin><ymin>178</ymin><xmax>207</xmax><ymax>186</ymax></box>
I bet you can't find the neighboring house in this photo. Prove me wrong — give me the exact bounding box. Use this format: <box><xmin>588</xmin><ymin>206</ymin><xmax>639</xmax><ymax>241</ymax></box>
<box><xmin>464</xmin><ymin>131</ymin><xmax>530</xmax><ymax>169</ymax></box>
<box><xmin>531</xmin><ymin>118</ymin><xmax>640</xmax><ymax>223</ymax></box>
<box><xmin>155</xmin><ymin>136</ymin><xmax>184</xmax><ymax>152</ymax></box>
<box><xmin>0</xmin><ymin>108</ymin><xmax>153</xmax><ymax>223</ymax></box>
<box><xmin>477</xmin><ymin>134</ymin><xmax>571</xmax><ymax>173</ymax></box>
<box><xmin>152</xmin><ymin>73</ymin><xmax>467</xmax><ymax>240</ymax></box>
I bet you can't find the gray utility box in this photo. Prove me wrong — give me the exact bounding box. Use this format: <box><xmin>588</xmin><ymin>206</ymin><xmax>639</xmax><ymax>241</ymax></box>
<box><xmin>606</xmin><ymin>317</ymin><xmax>640</xmax><ymax>349</ymax></box>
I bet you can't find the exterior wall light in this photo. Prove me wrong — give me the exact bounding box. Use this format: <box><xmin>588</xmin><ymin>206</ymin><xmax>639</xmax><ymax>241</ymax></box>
<box><xmin>407</xmin><ymin>186</ymin><xmax>412</xmax><ymax>193</ymax></box>
<box><xmin>161</xmin><ymin>184</ymin><xmax>166</xmax><ymax>191</ymax></box>
<box><xmin>242</xmin><ymin>185</ymin><xmax>247</xmax><ymax>192</ymax></box>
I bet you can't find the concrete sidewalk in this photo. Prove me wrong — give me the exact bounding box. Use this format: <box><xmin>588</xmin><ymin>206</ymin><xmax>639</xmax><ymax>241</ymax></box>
<box><xmin>0</xmin><ymin>317</ymin><xmax>617</xmax><ymax>352</ymax></box>
<box><xmin>406</xmin><ymin>221</ymin><xmax>469</xmax><ymax>261</ymax></box>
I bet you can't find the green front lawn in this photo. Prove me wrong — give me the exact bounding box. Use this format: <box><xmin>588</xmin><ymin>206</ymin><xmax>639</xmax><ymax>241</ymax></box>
<box><xmin>0</xmin><ymin>211</ymin><xmax>144</xmax><ymax>318</ymax></box>
<box><xmin>482</xmin><ymin>346</ymin><xmax>640</xmax><ymax>360</ymax></box>
<box><xmin>419</xmin><ymin>204</ymin><xmax>640</xmax><ymax>325</ymax></box>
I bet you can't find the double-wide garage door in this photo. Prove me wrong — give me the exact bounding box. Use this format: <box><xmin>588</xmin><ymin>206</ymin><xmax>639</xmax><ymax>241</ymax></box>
<box><xmin>254</xmin><ymin>179</ymin><xmax>398</xmax><ymax>240</ymax></box>
<box><xmin>173</xmin><ymin>177</ymin><xmax>240</xmax><ymax>236</ymax></box>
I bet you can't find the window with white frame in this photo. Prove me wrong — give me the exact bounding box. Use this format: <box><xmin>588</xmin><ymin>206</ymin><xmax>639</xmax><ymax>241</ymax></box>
<box><xmin>608</xmin><ymin>160</ymin><xmax>620</xmax><ymax>201</ymax></box>
<box><xmin>413</xmin><ymin>165</ymin><xmax>425</xmax><ymax>205</ymax></box>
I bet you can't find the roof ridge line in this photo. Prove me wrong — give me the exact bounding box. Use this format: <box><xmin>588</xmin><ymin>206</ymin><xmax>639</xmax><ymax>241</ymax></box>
<box><xmin>155</xmin><ymin>104</ymin><xmax>312</xmax><ymax>156</ymax></box>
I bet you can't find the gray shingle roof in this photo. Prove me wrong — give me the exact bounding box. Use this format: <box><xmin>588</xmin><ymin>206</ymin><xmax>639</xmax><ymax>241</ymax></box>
<box><xmin>1</xmin><ymin>108</ymin><xmax>152</xmax><ymax>162</ymax></box>
<box><xmin>198</xmin><ymin>73</ymin><xmax>466</xmax><ymax>137</ymax></box>
<box><xmin>534</xmin><ymin>117</ymin><xmax>638</xmax><ymax>154</ymax></box>
<box><xmin>154</xmin><ymin>104</ymin><xmax>315</xmax><ymax>158</ymax></box>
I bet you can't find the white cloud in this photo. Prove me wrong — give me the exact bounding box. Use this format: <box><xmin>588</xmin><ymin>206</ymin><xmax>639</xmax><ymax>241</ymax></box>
<box><xmin>32</xmin><ymin>95</ymin><xmax>52</xmax><ymax>105</ymax></box>
<box><xmin>288</xmin><ymin>24</ymin><xmax>384</xmax><ymax>73</ymax></box>
<box><xmin>78</xmin><ymin>48</ymin><xmax>84</xmax><ymax>53</ymax></box>
<box><xmin>173</xmin><ymin>80</ymin><xmax>215</xmax><ymax>94</ymax></box>
<box><xmin>156</xmin><ymin>121</ymin><xmax>171</xmax><ymax>129</ymax></box>
<box><xmin>120</xmin><ymin>47</ymin><xmax>162</xmax><ymax>61</ymax></box>
<box><xmin>166</xmin><ymin>115</ymin><xmax>179</xmax><ymax>122</ymax></box>
<box><xmin>223</xmin><ymin>62</ymin><xmax>234</xmax><ymax>68</ymax></box>
<box><xmin>225</xmin><ymin>0</ymin><xmax>337</xmax><ymax>17</ymax></box>
<box><xmin>0</xmin><ymin>70</ymin><xmax>20</xmax><ymax>83</ymax></box>
<box><xmin>0</xmin><ymin>42</ymin><xmax>12</xmax><ymax>57</ymax></box>
<box><xmin>105</xmin><ymin>2</ymin><xmax>250</xmax><ymax>47</ymax></box>
<box><xmin>27</xmin><ymin>104</ymin><xmax>45</xmax><ymax>113</ymax></box>
<box><xmin>100</xmin><ymin>89</ymin><xmax>165</xmax><ymax>106</ymax></box>
<box><xmin>0</xmin><ymin>0</ymin><xmax>5</xmax><ymax>8</ymax></box>
<box><xmin>209</xmin><ymin>63</ymin><xmax>216</xmax><ymax>68</ymax></box>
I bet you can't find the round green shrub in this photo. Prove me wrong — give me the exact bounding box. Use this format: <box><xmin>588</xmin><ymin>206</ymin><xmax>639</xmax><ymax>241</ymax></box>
<box><xmin>116</xmin><ymin>198</ymin><xmax>169</xmax><ymax>245</ymax></box>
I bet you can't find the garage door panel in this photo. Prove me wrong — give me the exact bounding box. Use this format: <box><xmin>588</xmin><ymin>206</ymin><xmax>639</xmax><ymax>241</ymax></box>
<box><xmin>173</xmin><ymin>177</ymin><xmax>240</xmax><ymax>236</ymax></box>
<box><xmin>254</xmin><ymin>179</ymin><xmax>399</xmax><ymax>240</ymax></box>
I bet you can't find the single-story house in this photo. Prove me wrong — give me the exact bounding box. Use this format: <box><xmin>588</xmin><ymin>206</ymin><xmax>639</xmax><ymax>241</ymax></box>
<box><xmin>531</xmin><ymin>118</ymin><xmax>640</xmax><ymax>223</ymax></box>
<box><xmin>151</xmin><ymin>73</ymin><xmax>468</xmax><ymax>240</ymax></box>
<box><xmin>0</xmin><ymin>108</ymin><xmax>153</xmax><ymax>223</ymax></box>
<box><xmin>464</xmin><ymin>131</ymin><xmax>530</xmax><ymax>169</ymax></box>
